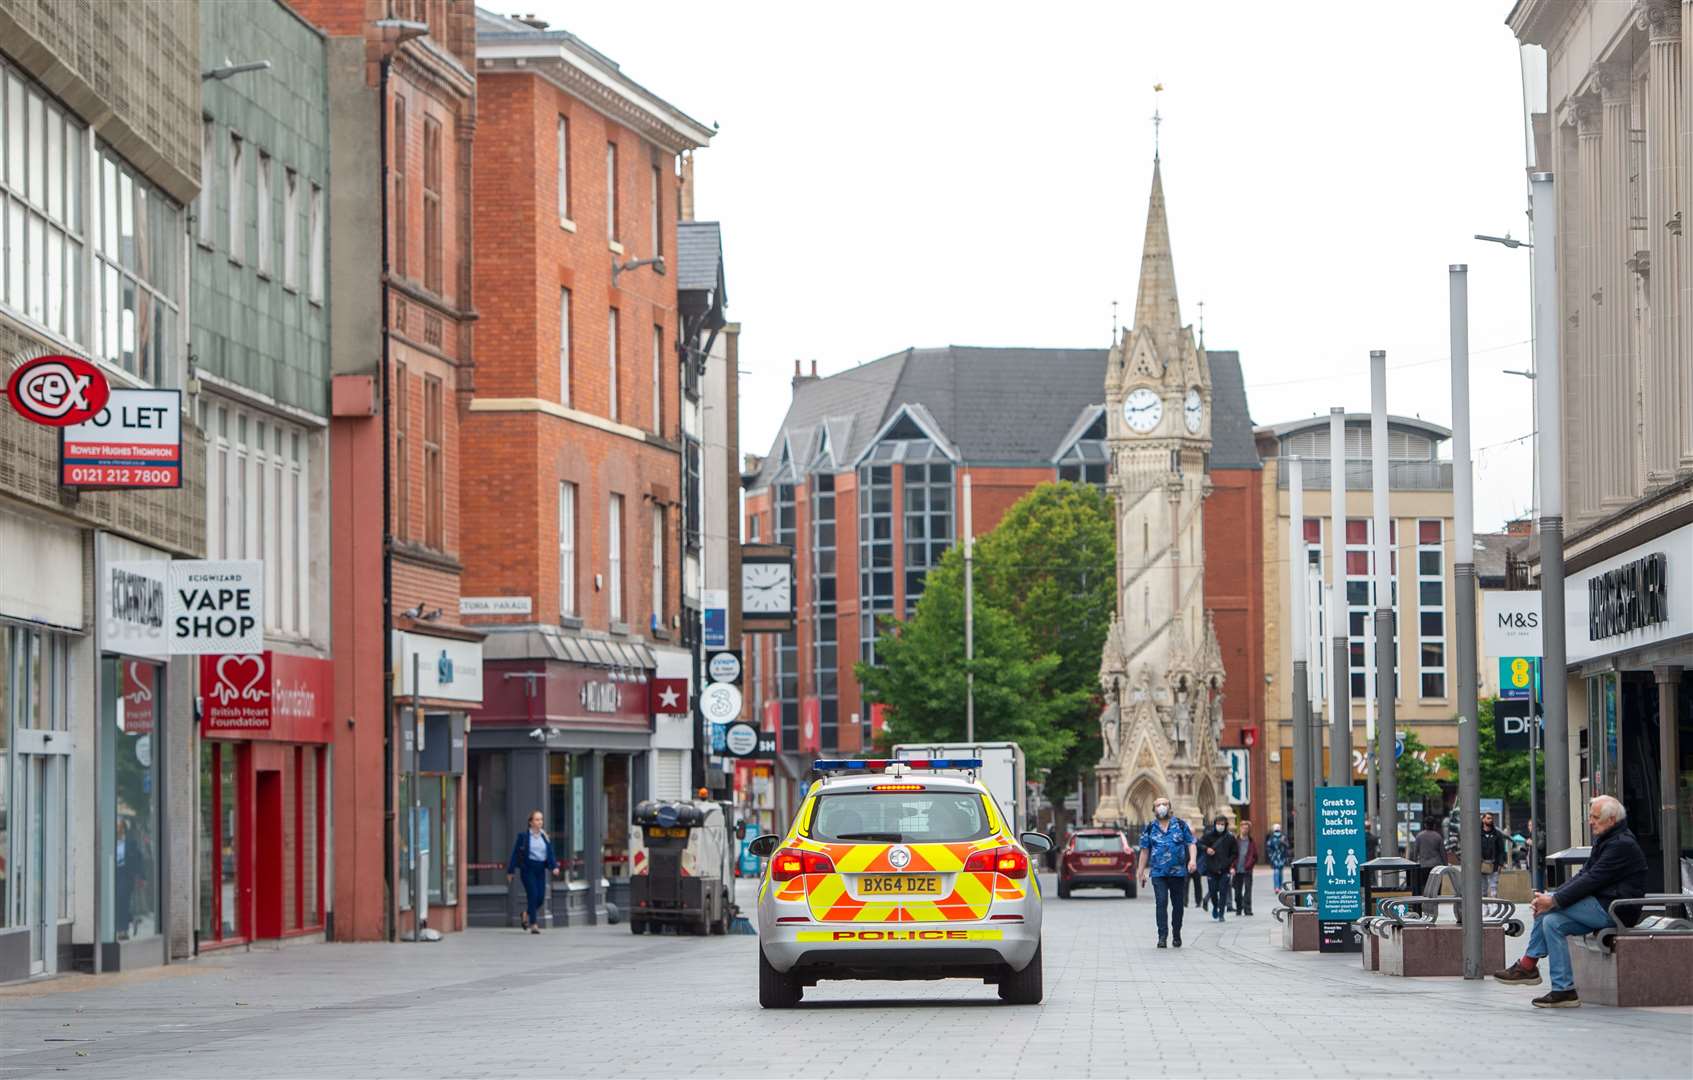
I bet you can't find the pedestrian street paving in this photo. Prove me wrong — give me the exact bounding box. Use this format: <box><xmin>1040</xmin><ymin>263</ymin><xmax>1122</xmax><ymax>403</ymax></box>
<box><xmin>1</xmin><ymin>871</ymin><xmax>1688</xmax><ymax>1079</ymax></box>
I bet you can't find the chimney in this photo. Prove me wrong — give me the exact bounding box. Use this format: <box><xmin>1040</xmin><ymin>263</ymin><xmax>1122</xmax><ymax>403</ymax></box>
<box><xmin>810</xmin><ymin>360</ymin><xmax>818</xmax><ymax>377</ymax></box>
<box><xmin>792</xmin><ymin>359</ymin><xmax>820</xmax><ymax>392</ymax></box>
<box><xmin>679</xmin><ymin>151</ymin><xmax>696</xmax><ymax>222</ymax></box>
<box><xmin>1505</xmin><ymin>517</ymin><xmax>1533</xmax><ymax>537</ymax></box>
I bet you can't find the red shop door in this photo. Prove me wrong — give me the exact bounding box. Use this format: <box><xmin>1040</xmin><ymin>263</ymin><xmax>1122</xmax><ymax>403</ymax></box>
<box><xmin>255</xmin><ymin>771</ymin><xmax>284</xmax><ymax>938</ymax></box>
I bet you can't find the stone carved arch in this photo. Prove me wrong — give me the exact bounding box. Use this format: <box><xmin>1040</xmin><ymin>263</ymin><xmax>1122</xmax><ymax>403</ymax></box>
<box><xmin>1194</xmin><ymin>773</ymin><xmax>1220</xmax><ymax>822</ymax></box>
<box><xmin>1122</xmin><ymin>773</ymin><xmax>1164</xmax><ymax>826</ymax></box>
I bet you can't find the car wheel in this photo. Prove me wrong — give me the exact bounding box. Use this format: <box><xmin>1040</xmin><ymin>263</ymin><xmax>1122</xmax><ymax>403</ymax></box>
<box><xmin>759</xmin><ymin>947</ymin><xmax>803</xmax><ymax>1009</ymax></box>
<box><xmin>630</xmin><ymin>919</ymin><xmax>645</xmax><ymax>935</ymax></box>
<box><xmin>997</xmin><ymin>942</ymin><xmax>1043</xmax><ymax>1005</ymax></box>
<box><xmin>1125</xmin><ymin>883</ymin><xmax>1137</xmax><ymax>899</ymax></box>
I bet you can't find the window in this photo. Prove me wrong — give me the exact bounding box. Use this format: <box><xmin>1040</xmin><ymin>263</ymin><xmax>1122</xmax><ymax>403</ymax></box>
<box><xmin>812</xmin><ymin>474</ymin><xmax>839</xmax><ymax>749</ymax></box>
<box><xmin>558</xmin><ymin>287</ymin><xmax>572</xmax><ymax>406</ymax></box>
<box><xmin>810</xmin><ymin>791</ymin><xmax>990</xmax><ymax>843</ymax></box>
<box><xmin>1343</xmin><ymin>518</ymin><xmax>1397</xmax><ymax>700</ymax></box>
<box><xmin>282</xmin><ymin>169</ymin><xmax>300</xmax><ymax>289</ymax></box>
<box><xmin>422</xmin><ymin>117</ymin><xmax>442</xmax><ymax>293</ymax></box>
<box><xmin>1417</xmin><ymin>518</ymin><xmax>1446</xmax><ymax>699</ymax></box>
<box><xmin>857</xmin><ymin>467</ymin><xmax>893</xmax><ymax>663</ymax></box>
<box><xmin>608</xmin><ymin>494</ymin><xmax>625</xmax><ymax>623</ymax></box>
<box><xmin>651</xmin><ymin>504</ymin><xmax>664</xmax><ymax>628</ymax></box>
<box><xmin>1</xmin><ymin>62</ymin><xmax>87</xmax><ymax>342</ymax></box>
<box><xmin>92</xmin><ymin>149</ymin><xmax>183</xmax><ymax>383</ymax></box>
<box><xmin>650</xmin><ymin>163</ymin><xmax>661</xmax><ymax>256</ymax></box>
<box><xmin>605</xmin><ymin>141</ymin><xmax>618</xmax><ymax>242</ymax></box>
<box><xmin>308</xmin><ymin>183</ymin><xmax>324</xmax><ymax>302</ymax></box>
<box><xmin>203</xmin><ymin>401</ymin><xmax>313</xmax><ymax>637</ymax></box>
<box><xmin>607</xmin><ymin>307</ymin><xmax>620</xmax><ymax>421</ymax></box>
<box><xmin>902</xmin><ymin>462</ymin><xmax>954</xmax><ymax>614</ymax></box>
<box><xmin>227</xmin><ymin>132</ymin><xmax>244</xmax><ymax>263</ymax></box>
<box><xmin>198</xmin><ymin>118</ymin><xmax>215</xmax><ymax>246</ymax></box>
<box><xmin>651</xmin><ymin>324</ymin><xmax>663</xmax><ymax>432</ymax></box>
<box><xmin>392</xmin><ymin>97</ymin><xmax>407</xmax><ymax>277</ymax></box>
<box><xmin>395</xmin><ymin>363</ymin><xmax>410</xmax><ymax>541</ymax></box>
<box><xmin>555</xmin><ymin>115</ymin><xmax>570</xmax><ymax>221</ymax></box>
<box><xmin>558</xmin><ymin>482</ymin><xmax>577</xmax><ymax>616</ymax></box>
<box><xmin>256</xmin><ymin>153</ymin><xmax>272</xmax><ymax>275</ymax></box>
<box><xmin>424</xmin><ymin>376</ymin><xmax>443</xmax><ymax>549</ymax></box>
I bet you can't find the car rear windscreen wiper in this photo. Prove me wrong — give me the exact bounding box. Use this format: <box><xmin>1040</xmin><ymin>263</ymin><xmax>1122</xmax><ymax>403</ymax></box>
<box><xmin>834</xmin><ymin>832</ymin><xmax>903</xmax><ymax>842</ymax></box>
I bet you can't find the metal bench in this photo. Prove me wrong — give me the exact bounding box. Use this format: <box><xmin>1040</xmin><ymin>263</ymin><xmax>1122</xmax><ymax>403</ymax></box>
<box><xmin>1569</xmin><ymin>894</ymin><xmax>1693</xmax><ymax>1007</ymax></box>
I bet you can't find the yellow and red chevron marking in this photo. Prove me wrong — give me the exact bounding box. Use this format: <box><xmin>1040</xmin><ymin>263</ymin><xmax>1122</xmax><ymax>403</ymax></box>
<box><xmin>793</xmin><ymin>839</ymin><xmax>1014</xmax><ymax>922</ymax></box>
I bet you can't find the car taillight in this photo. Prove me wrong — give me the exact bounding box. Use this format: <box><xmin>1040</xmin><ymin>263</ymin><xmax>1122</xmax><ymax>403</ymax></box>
<box><xmin>963</xmin><ymin>844</ymin><xmax>1029</xmax><ymax>879</ymax></box>
<box><xmin>770</xmin><ymin>847</ymin><xmax>836</xmax><ymax>881</ymax></box>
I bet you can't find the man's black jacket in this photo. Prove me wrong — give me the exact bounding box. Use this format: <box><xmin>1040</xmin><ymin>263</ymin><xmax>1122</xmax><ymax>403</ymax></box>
<box><xmin>1199</xmin><ymin>829</ymin><xmax>1238</xmax><ymax>876</ymax></box>
<box><xmin>1553</xmin><ymin>822</ymin><xmax>1649</xmax><ymax>926</ymax></box>
<box><xmin>1478</xmin><ymin>826</ymin><xmax>1510</xmax><ymax>866</ymax></box>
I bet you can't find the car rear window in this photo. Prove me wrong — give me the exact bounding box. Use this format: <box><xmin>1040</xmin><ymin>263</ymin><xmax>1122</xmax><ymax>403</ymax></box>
<box><xmin>1072</xmin><ymin>834</ymin><xmax>1122</xmax><ymax>852</ymax></box>
<box><xmin>809</xmin><ymin>791</ymin><xmax>992</xmax><ymax>843</ymax></box>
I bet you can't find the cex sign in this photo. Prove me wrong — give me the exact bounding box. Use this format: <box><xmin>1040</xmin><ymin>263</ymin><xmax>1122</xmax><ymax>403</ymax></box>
<box><xmin>6</xmin><ymin>354</ymin><xmax>111</xmax><ymax>425</ymax></box>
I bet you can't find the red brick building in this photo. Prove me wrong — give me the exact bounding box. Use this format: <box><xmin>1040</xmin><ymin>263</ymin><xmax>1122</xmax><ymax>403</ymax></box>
<box><xmin>742</xmin><ymin>347</ymin><xmax>1260</xmax><ymax>820</ymax></box>
<box><xmin>291</xmin><ymin>0</ymin><xmax>481</xmax><ymax>940</ymax></box>
<box><xmin>1196</xmin><ymin>353</ymin><xmax>1267</xmax><ymax>842</ymax></box>
<box><xmin>458</xmin><ymin>10</ymin><xmax>716</xmax><ymax>926</ymax></box>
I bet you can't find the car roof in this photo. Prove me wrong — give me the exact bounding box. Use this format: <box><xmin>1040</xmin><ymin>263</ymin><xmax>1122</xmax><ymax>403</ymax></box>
<box><xmin>810</xmin><ymin>771</ymin><xmax>988</xmax><ymax>795</ymax></box>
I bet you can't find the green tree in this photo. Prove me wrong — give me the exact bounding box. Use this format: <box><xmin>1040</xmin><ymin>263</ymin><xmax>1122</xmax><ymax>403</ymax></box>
<box><xmin>1393</xmin><ymin>730</ymin><xmax>1444</xmax><ymax>803</ymax></box>
<box><xmin>855</xmin><ymin>548</ymin><xmax>1080</xmax><ymax>769</ymax></box>
<box><xmin>969</xmin><ymin>483</ymin><xmax>1116</xmax><ymax>813</ymax></box>
<box><xmin>1436</xmin><ymin>698</ymin><xmax>1543</xmax><ymax>806</ymax></box>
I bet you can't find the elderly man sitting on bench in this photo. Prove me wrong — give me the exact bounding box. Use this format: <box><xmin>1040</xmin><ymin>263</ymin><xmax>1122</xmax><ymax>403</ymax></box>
<box><xmin>1493</xmin><ymin>795</ymin><xmax>1648</xmax><ymax>1008</ymax></box>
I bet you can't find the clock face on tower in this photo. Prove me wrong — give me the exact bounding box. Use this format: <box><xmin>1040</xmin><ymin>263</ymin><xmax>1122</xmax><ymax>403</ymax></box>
<box><xmin>741</xmin><ymin>560</ymin><xmax>793</xmax><ymax>614</ymax></box>
<box><xmin>1184</xmin><ymin>388</ymin><xmax>1203</xmax><ymax>434</ymax></box>
<box><xmin>1123</xmin><ymin>387</ymin><xmax>1162</xmax><ymax>434</ymax></box>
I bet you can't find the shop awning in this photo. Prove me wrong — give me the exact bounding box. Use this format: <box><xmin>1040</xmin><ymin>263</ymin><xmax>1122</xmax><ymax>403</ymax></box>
<box><xmin>479</xmin><ymin>626</ymin><xmax>656</xmax><ymax>671</ymax></box>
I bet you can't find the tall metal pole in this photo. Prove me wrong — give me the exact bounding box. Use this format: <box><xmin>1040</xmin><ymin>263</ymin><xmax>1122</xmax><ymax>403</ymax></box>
<box><xmin>1530</xmin><ymin>173</ymin><xmax>1571</xmax><ymax>855</ymax></box>
<box><xmin>1290</xmin><ymin>457</ymin><xmax>1312</xmax><ymax>858</ymax></box>
<box><xmin>1313</xmin><ymin>584</ymin><xmax>1329</xmax><ymax>807</ymax></box>
<box><xmin>964</xmin><ymin>472</ymin><xmax>975</xmax><ymax>743</ymax></box>
<box><xmin>1528</xmin><ymin>667</ymin><xmax>1540</xmax><ymax>887</ymax></box>
<box><xmin>1370</xmin><ymin>350</ymin><xmax>1399</xmax><ymax>856</ymax></box>
<box><xmin>410</xmin><ymin>651</ymin><xmax>423</xmax><ymax>943</ymax></box>
<box><xmin>1328</xmin><ymin>407</ymin><xmax>1351</xmax><ymax>787</ymax></box>
<box><xmin>1451</xmin><ymin>265</ymin><xmax>1482</xmax><ymax>977</ymax></box>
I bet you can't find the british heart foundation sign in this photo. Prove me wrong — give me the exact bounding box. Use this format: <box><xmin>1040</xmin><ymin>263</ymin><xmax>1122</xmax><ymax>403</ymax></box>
<box><xmin>200</xmin><ymin>651</ymin><xmax>332</xmax><ymax>741</ymax></box>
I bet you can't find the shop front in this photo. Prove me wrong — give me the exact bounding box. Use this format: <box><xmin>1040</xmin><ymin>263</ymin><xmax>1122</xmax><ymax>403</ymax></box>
<box><xmin>0</xmin><ymin>505</ymin><xmax>82</xmax><ymax>981</ymax></box>
<box><xmin>1565</xmin><ymin>520</ymin><xmax>1692</xmax><ymax>886</ymax></box>
<box><xmin>466</xmin><ymin>632</ymin><xmax>653</xmax><ymax>928</ymax></box>
<box><xmin>196</xmin><ymin>651</ymin><xmax>332</xmax><ymax>949</ymax></box>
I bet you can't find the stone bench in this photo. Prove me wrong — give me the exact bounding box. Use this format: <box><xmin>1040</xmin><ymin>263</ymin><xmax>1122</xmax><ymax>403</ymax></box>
<box><xmin>1280</xmin><ymin>908</ymin><xmax>1318</xmax><ymax>951</ymax></box>
<box><xmin>1368</xmin><ymin>896</ymin><xmax>1520</xmax><ymax>977</ymax></box>
<box><xmin>1569</xmin><ymin>896</ymin><xmax>1693</xmax><ymax>1007</ymax></box>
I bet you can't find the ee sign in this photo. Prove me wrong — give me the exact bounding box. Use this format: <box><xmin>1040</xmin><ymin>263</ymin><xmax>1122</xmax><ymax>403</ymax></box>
<box><xmin>167</xmin><ymin>560</ymin><xmax>264</xmax><ymax>654</ymax></box>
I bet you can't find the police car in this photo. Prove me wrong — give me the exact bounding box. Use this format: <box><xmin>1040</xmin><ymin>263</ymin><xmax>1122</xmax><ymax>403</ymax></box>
<box><xmin>749</xmin><ymin>758</ymin><xmax>1051</xmax><ymax>1008</ymax></box>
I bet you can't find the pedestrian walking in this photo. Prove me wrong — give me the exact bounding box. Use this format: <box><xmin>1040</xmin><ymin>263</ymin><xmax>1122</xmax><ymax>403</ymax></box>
<box><xmin>1232</xmin><ymin>822</ymin><xmax>1258</xmax><ymax>915</ymax></box>
<box><xmin>1198</xmin><ymin>816</ymin><xmax>1237</xmax><ymax>922</ymax></box>
<box><xmin>1477</xmin><ymin>812</ymin><xmax>1510</xmax><ymax>896</ymax></box>
<box><xmin>1364</xmin><ymin>818</ymin><xmax>1380</xmax><ymax>862</ymax></box>
<box><xmin>1136</xmin><ymin>796</ymin><xmax>1198</xmax><ymax>948</ymax></box>
<box><xmin>1190</xmin><ymin>855</ymin><xmax>1206</xmax><ymax>908</ymax></box>
<box><xmin>1526</xmin><ymin>817</ymin><xmax>1548</xmax><ymax>890</ymax></box>
<box><xmin>1266</xmin><ymin>823</ymin><xmax>1291</xmax><ymax>893</ymax></box>
<box><xmin>506</xmin><ymin>810</ymin><xmax>560</xmax><ymax>933</ymax></box>
<box><xmin>1410</xmin><ymin>815</ymin><xmax>1445</xmax><ymax>911</ymax></box>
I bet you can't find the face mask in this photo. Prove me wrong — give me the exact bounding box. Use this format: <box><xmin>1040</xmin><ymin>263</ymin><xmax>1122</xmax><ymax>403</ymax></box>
<box><xmin>1155</xmin><ymin>805</ymin><xmax>1170</xmax><ymax>819</ymax></box>
<box><xmin>1216</xmin><ymin>822</ymin><xmax>1228</xmax><ymax>832</ymax></box>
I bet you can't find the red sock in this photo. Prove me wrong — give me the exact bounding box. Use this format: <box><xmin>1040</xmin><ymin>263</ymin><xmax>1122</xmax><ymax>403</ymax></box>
<box><xmin>1518</xmin><ymin>957</ymin><xmax>1539</xmax><ymax>970</ymax></box>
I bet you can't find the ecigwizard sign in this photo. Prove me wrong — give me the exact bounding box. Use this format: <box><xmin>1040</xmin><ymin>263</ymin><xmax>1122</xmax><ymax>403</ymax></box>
<box><xmin>167</xmin><ymin>560</ymin><xmax>264</xmax><ymax>654</ymax></box>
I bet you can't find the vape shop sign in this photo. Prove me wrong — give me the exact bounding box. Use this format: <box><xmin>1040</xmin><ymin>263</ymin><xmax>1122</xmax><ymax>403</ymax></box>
<box><xmin>200</xmin><ymin>651</ymin><xmax>333</xmax><ymax>740</ymax></box>
<box><xmin>168</xmin><ymin>560</ymin><xmax>264</xmax><ymax>654</ymax></box>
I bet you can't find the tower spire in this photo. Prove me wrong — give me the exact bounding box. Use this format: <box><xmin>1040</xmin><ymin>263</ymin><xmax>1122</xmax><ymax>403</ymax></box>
<box><xmin>1131</xmin><ymin>153</ymin><xmax>1183</xmax><ymax>364</ymax></box>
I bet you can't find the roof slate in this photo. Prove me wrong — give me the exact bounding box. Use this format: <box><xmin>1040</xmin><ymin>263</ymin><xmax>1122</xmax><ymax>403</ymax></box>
<box><xmin>676</xmin><ymin>221</ymin><xmax>723</xmax><ymax>294</ymax></box>
<box><xmin>752</xmin><ymin>345</ymin><xmax>1260</xmax><ymax>488</ymax></box>
<box><xmin>1206</xmin><ymin>350</ymin><xmax>1260</xmax><ymax>470</ymax></box>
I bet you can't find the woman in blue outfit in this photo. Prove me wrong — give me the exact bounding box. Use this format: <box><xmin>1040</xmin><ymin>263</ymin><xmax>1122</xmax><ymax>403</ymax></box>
<box><xmin>506</xmin><ymin>810</ymin><xmax>559</xmax><ymax>933</ymax></box>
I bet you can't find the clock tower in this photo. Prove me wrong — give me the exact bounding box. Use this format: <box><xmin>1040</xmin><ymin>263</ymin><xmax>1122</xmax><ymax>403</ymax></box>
<box><xmin>1095</xmin><ymin>153</ymin><xmax>1230</xmax><ymax>827</ymax></box>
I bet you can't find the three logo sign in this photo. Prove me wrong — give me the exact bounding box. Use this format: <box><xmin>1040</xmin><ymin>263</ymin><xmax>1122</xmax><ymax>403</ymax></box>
<box><xmin>5</xmin><ymin>354</ymin><xmax>110</xmax><ymax>426</ymax></box>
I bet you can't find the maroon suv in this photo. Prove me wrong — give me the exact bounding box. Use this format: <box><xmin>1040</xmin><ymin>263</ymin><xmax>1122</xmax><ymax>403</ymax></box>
<box><xmin>1057</xmin><ymin>829</ymin><xmax>1136</xmax><ymax>898</ymax></box>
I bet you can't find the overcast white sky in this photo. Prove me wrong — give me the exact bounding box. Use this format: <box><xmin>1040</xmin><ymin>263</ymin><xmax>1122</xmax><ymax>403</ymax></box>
<box><xmin>521</xmin><ymin>1</ymin><xmax>1536</xmax><ymax>531</ymax></box>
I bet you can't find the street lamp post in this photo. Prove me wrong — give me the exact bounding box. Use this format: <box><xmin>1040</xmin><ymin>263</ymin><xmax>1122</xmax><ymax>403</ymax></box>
<box><xmin>1290</xmin><ymin>457</ymin><xmax>1312</xmax><ymax>858</ymax></box>
<box><xmin>1370</xmin><ymin>351</ymin><xmax>1398</xmax><ymax>857</ymax></box>
<box><xmin>1328</xmin><ymin>408</ymin><xmax>1351</xmax><ymax>787</ymax></box>
<box><xmin>1451</xmin><ymin>265</ymin><xmax>1483</xmax><ymax>978</ymax></box>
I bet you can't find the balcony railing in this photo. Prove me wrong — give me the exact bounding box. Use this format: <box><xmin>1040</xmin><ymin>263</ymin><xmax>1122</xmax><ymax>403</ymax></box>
<box><xmin>1276</xmin><ymin>459</ymin><xmax>1452</xmax><ymax>491</ymax></box>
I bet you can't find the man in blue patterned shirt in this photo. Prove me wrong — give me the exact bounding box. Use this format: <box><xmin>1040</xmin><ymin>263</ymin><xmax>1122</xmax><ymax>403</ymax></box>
<box><xmin>1137</xmin><ymin>796</ymin><xmax>1198</xmax><ymax>948</ymax></box>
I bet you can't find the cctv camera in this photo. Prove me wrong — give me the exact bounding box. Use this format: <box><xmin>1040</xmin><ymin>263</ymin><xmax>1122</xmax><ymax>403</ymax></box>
<box><xmin>528</xmin><ymin>727</ymin><xmax>545</xmax><ymax>741</ymax></box>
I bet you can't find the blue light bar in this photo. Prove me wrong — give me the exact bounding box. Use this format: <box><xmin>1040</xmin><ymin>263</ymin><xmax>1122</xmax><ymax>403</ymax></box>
<box><xmin>812</xmin><ymin>758</ymin><xmax>983</xmax><ymax>772</ymax></box>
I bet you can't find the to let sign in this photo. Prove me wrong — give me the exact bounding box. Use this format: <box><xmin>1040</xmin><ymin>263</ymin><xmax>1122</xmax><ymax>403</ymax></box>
<box><xmin>60</xmin><ymin>388</ymin><xmax>182</xmax><ymax>488</ymax></box>
<box><xmin>168</xmin><ymin>560</ymin><xmax>264</xmax><ymax>654</ymax></box>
